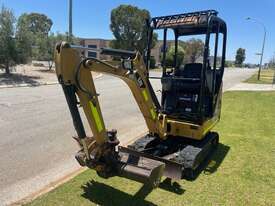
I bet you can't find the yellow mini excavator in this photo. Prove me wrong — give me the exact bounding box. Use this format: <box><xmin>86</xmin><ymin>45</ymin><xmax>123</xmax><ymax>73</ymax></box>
<box><xmin>55</xmin><ymin>10</ymin><xmax>227</xmax><ymax>187</ymax></box>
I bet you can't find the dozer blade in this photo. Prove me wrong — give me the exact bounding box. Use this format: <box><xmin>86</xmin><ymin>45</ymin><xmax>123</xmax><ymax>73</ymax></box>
<box><xmin>118</xmin><ymin>148</ymin><xmax>165</xmax><ymax>187</ymax></box>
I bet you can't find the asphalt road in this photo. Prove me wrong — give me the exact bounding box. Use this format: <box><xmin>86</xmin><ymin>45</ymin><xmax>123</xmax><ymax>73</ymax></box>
<box><xmin>0</xmin><ymin>68</ymin><xmax>255</xmax><ymax>205</ymax></box>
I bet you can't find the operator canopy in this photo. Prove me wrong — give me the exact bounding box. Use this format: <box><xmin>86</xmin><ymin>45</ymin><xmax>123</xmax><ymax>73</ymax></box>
<box><xmin>150</xmin><ymin>10</ymin><xmax>227</xmax><ymax>36</ymax></box>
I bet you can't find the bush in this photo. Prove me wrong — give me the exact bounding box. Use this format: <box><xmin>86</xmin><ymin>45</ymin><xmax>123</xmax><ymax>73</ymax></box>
<box><xmin>163</xmin><ymin>45</ymin><xmax>185</xmax><ymax>68</ymax></box>
<box><xmin>225</xmin><ymin>60</ymin><xmax>234</xmax><ymax>68</ymax></box>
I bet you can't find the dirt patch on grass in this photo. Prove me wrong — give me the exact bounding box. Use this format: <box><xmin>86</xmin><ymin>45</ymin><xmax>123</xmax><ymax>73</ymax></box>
<box><xmin>0</xmin><ymin>63</ymin><xmax>57</xmax><ymax>86</ymax></box>
<box><xmin>0</xmin><ymin>62</ymin><xmax>101</xmax><ymax>87</ymax></box>
<box><xmin>0</xmin><ymin>73</ymin><xmax>42</xmax><ymax>86</ymax></box>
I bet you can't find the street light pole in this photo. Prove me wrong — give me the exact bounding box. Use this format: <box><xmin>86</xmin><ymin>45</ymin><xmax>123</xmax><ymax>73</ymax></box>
<box><xmin>258</xmin><ymin>25</ymin><xmax>266</xmax><ymax>80</ymax></box>
<box><xmin>68</xmin><ymin>0</ymin><xmax>73</xmax><ymax>43</ymax></box>
<box><xmin>246</xmin><ymin>17</ymin><xmax>266</xmax><ymax>80</ymax></box>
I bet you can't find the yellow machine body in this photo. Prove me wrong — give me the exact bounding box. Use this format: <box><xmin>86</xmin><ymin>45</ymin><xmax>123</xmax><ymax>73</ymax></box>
<box><xmin>54</xmin><ymin>10</ymin><xmax>227</xmax><ymax>183</ymax></box>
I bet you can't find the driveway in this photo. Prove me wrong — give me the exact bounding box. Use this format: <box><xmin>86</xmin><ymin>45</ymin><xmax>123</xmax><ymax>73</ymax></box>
<box><xmin>0</xmin><ymin>68</ymin><xmax>255</xmax><ymax>205</ymax></box>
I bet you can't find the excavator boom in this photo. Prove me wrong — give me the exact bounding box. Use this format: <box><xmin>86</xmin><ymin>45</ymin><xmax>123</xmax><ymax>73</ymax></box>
<box><xmin>55</xmin><ymin>42</ymin><xmax>167</xmax><ymax>187</ymax></box>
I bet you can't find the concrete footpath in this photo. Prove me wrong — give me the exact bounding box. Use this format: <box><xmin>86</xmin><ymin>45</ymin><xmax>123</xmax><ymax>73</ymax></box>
<box><xmin>228</xmin><ymin>83</ymin><xmax>275</xmax><ymax>91</ymax></box>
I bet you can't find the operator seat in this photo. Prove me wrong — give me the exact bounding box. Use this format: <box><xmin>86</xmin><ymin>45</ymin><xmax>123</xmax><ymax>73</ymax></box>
<box><xmin>162</xmin><ymin>63</ymin><xmax>202</xmax><ymax>120</ymax></box>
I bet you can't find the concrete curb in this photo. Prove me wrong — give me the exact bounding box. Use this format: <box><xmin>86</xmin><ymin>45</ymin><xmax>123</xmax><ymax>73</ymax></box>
<box><xmin>10</xmin><ymin>168</ymin><xmax>86</xmax><ymax>206</ymax></box>
<box><xmin>0</xmin><ymin>73</ymin><xmax>103</xmax><ymax>89</ymax></box>
<box><xmin>0</xmin><ymin>82</ymin><xmax>59</xmax><ymax>89</ymax></box>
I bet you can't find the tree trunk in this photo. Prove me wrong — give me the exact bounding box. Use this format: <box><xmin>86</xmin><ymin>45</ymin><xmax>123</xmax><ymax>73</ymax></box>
<box><xmin>5</xmin><ymin>60</ymin><xmax>10</xmax><ymax>74</ymax></box>
<box><xmin>48</xmin><ymin>61</ymin><xmax>53</xmax><ymax>70</ymax></box>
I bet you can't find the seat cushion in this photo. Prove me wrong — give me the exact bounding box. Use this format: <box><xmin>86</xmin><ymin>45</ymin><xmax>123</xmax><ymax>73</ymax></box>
<box><xmin>161</xmin><ymin>63</ymin><xmax>203</xmax><ymax>118</ymax></box>
<box><xmin>176</xmin><ymin>63</ymin><xmax>202</xmax><ymax>79</ymax></box>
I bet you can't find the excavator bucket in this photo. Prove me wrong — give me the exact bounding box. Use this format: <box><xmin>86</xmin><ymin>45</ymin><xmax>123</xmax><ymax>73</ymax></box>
<box><xmin>118</xmin><ymin>147</ymin><xmax>165</xmax><ymax>187</ymax></box>
<box><xmin>118</xmin><ymin>146</ymin><xmax>183</xmax><ymax>183</ymax></box>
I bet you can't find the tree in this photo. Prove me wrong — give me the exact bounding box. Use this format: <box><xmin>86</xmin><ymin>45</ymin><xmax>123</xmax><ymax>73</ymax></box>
<box><xmin>165</xmin><ymin>45</ymin><xmax>185</xmax><ymax>67</ymax></box>
<box><xmin>225</xmin><ymin>60</ymin><xmax>235</xmax><ymax>68</ymax></box>
<box><xmin>110</xmin><ymin>5</ymin><xmax>157</xmax><ymax>53</ymax></box>
<box><xmin>55</xmin><ymin>32</ymin><xmax>80</xmax><ymax>45</ymax></box>
<box><xmin>0</xmin><ymin>6</ymin><xmax>16</xmax><ymax>74</ymax></box>
<box><xmin>235</xmin><ymin>48</ymin><xmax>246</xmax><ymax>67</ymax></box>
<box><xmin>16</xmin><ymin>13</ymin><xmax>53</xmax><ymax>61</ymax></box>
<box><xmin>15</xmin><ymin>13</ymin><xmax>32</xmax><ymax>64</ymax></box>
<box><xmin>38</xmin><ymin>32</ymin><xmax>80</xmax><ymax>70</ymax></box>
<box><xmin>149</xmin><ymin>56</ymin><xmax>156</xmax><ymax>69</ymax></box>
<box><xmin>269</xmin><ymin>54</ymin><xmax>275</xmax><ymax>68</ymax></box>
<box><xmin>36</xmin><ymin>34</ymin><xmax>54</xmax><ymax>69</ymax></box>
<box><xmin>23</xmin><ymin>13</ymin><xmax>52</xmax><ymax>36</ymax></box>
<box><xmin>182</xmin><ymin>38</ymin><xmax>204</xmax><ymax>64</ymax></box>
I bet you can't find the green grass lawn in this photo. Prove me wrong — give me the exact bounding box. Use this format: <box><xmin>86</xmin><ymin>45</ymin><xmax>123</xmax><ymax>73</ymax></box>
<box><xmin>244</xmin><ymin>69</ymin><xmax>275</xmax><ymax>84</ymax></box>
<box><xmin>26</xmin><ymin>92</ymin><xmax>275</xmax><ymax>206</ymax></box>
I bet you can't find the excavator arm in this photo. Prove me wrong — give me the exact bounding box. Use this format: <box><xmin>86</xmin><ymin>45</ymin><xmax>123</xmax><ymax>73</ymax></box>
<box><xmin>75</xmin><ymin>50</ymin><xmax>160</xmax><ymax>136</ymax></box>
<box><xmin>55</xmin><ymin>42</ymin><xmax>165</xmax><ymax>186</ymax></box>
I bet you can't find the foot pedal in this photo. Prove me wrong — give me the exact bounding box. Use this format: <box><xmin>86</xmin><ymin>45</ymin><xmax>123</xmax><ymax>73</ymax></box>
<box><xmin>118</xmin><ymin>149</ymin><xmax>165</xmax><ymax>187</ymax></box>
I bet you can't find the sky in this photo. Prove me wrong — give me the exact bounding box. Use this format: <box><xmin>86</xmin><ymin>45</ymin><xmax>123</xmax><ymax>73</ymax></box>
<box><xmin>0</xmin><ymin>0</ymin><xmax>274</xmax><ymax>64</ymax></box>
